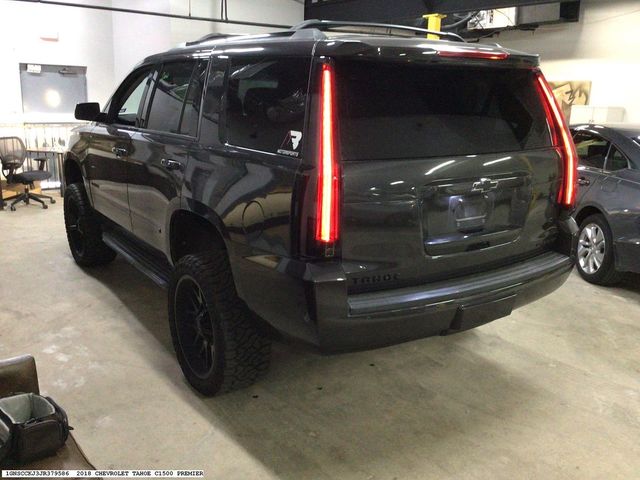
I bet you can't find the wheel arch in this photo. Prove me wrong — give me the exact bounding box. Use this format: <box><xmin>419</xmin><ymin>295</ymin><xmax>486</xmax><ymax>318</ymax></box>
<box><xmin>574</xmin><ymin>205</ymin><xmax>605</xmax><ymax>228</ymax></box>
<box><xmin>573</xmin><ymin>204</ymin><xmax>623</xmax><ymax>285</ymax></box>
<box><xmin>63</xmin><ymin>154</ymin><xmax>83</xmax><ymax>186</ymax></box>
<box><xmin>168</xmin><ymin>207</ymin><xmax>229</xmax><ymax>264</ymax></box>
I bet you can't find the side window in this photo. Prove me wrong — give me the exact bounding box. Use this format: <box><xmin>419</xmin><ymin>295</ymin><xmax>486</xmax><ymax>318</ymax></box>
<box><xmin>200</xmin><ymin>59</ymin><xmax>227</xmax><ymax>145</ymax></box>
<box><xmin>179</xmin><ymin>60</ymin><xmax>208</xmax><ymax>137</ymax></box>
<box><xmin>573</xmin><ymin>131</ymin><xmax>608</xmax><ymax>170</ymax></box>
<box><xmin>606</xmin><ymin>147</ymin><xmax>629</xmax><ymax>172</ymax></box>
<box><xmin>112</xmin><ymin>67</ymin><xmax>153</xmax><ymax>127</ymax></box>
<box><xmin>146</xmin><ymin>61</ymin><xmax>196</xmax><ymax>133</ymax></box>
<box><xmin>226</xmin><ymin>57</ymin><xmax>310</xmax><ymax>155</ymax></box>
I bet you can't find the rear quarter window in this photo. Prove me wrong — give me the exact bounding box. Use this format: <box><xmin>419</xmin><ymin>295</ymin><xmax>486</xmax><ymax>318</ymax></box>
<box><xmin>337</xmin><ymin>61</ymin><xmax>552</xmax><ymax>160</ymax></box>
<box><xmin>226</xmin><ymin>57</ymin><xmax>310</xmax><ymax>157</ymax></box>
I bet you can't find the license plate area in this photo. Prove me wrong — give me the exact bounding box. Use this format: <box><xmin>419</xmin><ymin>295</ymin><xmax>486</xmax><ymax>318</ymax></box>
<box><xmin>452</xmin><ymin>193</ymin><xmax>492</xmax><ymax>232</ymax></box>
<box><xmin>422</xmin><ymin>174</ymin><xmax>531</xmax><ymax>256</ymax></box>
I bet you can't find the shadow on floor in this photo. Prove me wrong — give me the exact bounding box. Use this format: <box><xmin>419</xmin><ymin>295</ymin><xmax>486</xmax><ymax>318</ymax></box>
<box><xmin>86</xmin><ymin>257</ymin><xmax>542</xmax><ymax>478</ymax></box>
<box><xmin>619</xmin><ymin>272</ymin><xmax>640</xmax><ymax>293</ymax></box>
<box><xmin>571</xmin><ymin>269</ymin><xmax>640</xmax><ymax>298</ymax></box>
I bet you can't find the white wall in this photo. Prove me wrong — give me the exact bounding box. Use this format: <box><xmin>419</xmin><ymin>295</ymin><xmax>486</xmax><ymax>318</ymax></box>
<box><xmin>111</xmin><ymin>0</ymin><xmax>172</xmax><ymax>83</ymax></box>
<box><xmin>0</xmin><ymin>0</ymin><xmax>115</xmax><ymax>123</ymax></box>
<box><xmin>110</xmin><ymin>0</ymin><xmax>304</xmax><ymax>84</ymax></box>
<box><xmin>482</xmin><ymin>0</ymin><xmax>640</xmax><ymax>123</ymax></box>
<box><xmin>168</xmin><ymin>0</ymin><xmax>304</xmax><ymax>48</ymax></box>
<box><xmin>0</xmin><ymin>0</ymin><xmax>304</xmax><ymax>124</ymax></box>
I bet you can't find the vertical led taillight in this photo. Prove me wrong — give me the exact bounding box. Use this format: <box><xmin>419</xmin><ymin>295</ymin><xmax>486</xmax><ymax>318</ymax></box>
<box><xmin>315</xmin><ymin>63</ymin><xmax>340</xmax><ymax>245</ymax></box>
<box><xmin>535</xmin><ymin>71</ymin><xmax>578</xmax><ymax>209</ymax></box>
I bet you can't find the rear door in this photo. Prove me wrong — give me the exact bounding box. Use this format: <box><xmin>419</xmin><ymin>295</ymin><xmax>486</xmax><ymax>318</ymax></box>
<box><xmin>87</xmin><ymin>66</ymin><xmax>154</xmax><ymax>230</ymax></box>
<box><xmin>334</xmin><ymin>60</ymin><xmax>564</xmax><ymax>292</ymax></box>
<box><xmin>600</xmin><ymin>144</ymin><xmax>640</xmax><ymax>253</ymax></box>
<box><xmin>127</xmin><ymin>59</ymin><xmax>206</xmax><ymax>254</ymax></box>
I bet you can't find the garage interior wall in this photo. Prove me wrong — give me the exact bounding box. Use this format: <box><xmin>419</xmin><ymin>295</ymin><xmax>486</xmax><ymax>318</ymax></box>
<box><xmin>0</xmin><ymin>0</ymin><xmax>303</xmax><ymax>124</ymax></box>
<box><xmin>0</xmin><ymin>0</ymin><xmax>115</xmax><ymax>124</ymax></box>
<box><xmin>481</xmin><ymin>0</ymin><xmax>640</xmax><ymax>123</ymax></box>
<box><xmin>1</xmin><ymin>0</ymin><xmax>638</xmax><ymax>124</ymax></box>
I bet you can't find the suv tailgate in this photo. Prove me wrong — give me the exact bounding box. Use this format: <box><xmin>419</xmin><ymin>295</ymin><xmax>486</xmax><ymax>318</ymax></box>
<box><xmin>335</xmin><ymin>60</ymin><xmax>563</xmax><ymax>293</ymax></box>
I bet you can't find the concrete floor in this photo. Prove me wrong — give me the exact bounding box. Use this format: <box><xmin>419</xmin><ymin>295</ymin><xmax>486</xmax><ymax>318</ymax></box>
<box><xmin>1</xmin><ymin>194</ymin><xmax>640</xmax><ymax>479</ymax></box>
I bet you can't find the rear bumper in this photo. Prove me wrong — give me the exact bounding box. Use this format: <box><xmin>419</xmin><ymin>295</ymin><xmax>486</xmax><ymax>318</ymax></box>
<box><xmin>316</xmin><ymin>251</ymin><xmax>572</xmax><ymax>351</ymax></box>
<box><xmin>235</xmin><ymin>250</ymin><xmax>574</xmax><ymax>352</ymax></box>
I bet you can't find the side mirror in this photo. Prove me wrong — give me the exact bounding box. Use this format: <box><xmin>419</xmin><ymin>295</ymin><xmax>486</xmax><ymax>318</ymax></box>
<box><xmin>74</xmin><ymin>102</ymin><xmax>107</xmax><ymax>122</ymax></box>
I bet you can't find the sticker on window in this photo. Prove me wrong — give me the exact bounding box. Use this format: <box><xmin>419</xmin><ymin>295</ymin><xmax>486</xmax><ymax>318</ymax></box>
<box><xmin>277</xmin><ymin>130</ymin><xmax>303</xmax><ymax>157</ymax></box>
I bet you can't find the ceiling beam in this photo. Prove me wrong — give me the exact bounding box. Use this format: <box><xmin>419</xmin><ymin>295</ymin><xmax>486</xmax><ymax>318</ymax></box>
<box><xmin>424</xmin><ymin>0</ymin><xmax>566</xmax><ymax>13</ymax></box>
<box><xmin>11</xmin><ymin>0</ymin><xmax>292</xmax><ymax>29</ymax></box>
<box><xmin>305</xmin><ymin>0</ymin><xmax>571</xmax><ymax>20</ymax></box>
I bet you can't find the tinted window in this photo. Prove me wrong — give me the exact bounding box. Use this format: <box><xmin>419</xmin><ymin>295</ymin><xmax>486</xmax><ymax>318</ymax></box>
<box><xmin>179</xmin><ymin>60</ymin><xmax>208</xmax><ymax>137</ymax></box>
<box><xmin>337</xmin><ymin>62</ymin><xmax>551</xmax><ymax>161</ymax></box>
<box><xmin>113</xmin><ymin>67</ymin><xmax>152</xmax><ymax>126</ymax></box>
<box><xmin>200</xmin><ymin>60</ymin><xmax>227</xmax><ymax>145</ymax></box>
<box><xmin>574</xmin><ymin>132</ymin><xmax>608</xmax><ymax>169</ymax></box>
<box><xmin>226</xmin><ymin>57</ymin><xmax>309</xmax><ymax>155</ymax></box>
<box><xmin>146</xmin><ymin>61</ymin><xmax>196</xmax><ymax>133</ymax></box>
<box><xmin>607</xmin><ymin>147</ymin><xmax>628</xmax><ymax>172</ymax></box>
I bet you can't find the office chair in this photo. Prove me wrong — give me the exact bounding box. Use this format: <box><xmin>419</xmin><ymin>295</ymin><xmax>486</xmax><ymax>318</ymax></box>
<box><xmin>0</xmin><ymin>136</ymin><xmax>56</xmax><ymax>211</ymax></box>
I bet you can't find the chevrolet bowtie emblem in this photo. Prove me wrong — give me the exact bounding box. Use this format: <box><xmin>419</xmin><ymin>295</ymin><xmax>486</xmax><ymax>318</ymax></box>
<box><xmin>471</xmin><ymin>177</ymin><xmax>499</xmax><ymax>193</ymax></box>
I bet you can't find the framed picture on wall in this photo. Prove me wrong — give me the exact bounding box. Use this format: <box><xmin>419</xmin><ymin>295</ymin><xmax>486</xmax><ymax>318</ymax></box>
<box><xmin>548</xmin><ymin>80</ymin><xmax>592</xmax><ymax>121</ymax></box>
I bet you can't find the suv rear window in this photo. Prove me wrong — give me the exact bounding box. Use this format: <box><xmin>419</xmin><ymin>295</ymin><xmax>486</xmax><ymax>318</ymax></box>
<box><xmin>226</xmin><ymin>57</ymin><xmax>310</xmax><ymax>156</ymax></box>
<box><xmin>337</xmin><ymin>61</ymin><xmax>552</xmax><ymax>161</ymax></box>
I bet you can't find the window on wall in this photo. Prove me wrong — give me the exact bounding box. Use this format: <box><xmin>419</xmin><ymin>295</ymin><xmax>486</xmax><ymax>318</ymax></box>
<box><xmin>146</xmin><ymin>61</ymin><xmax>196</xmax><ymax>133</ymax></box>
<box><xmin>226</xmin><ymin>57</ymin><xmax>310</xmax><ymax>156</ymax></box>
<box><xmin>20</xmin><ymin>64</ymin><xmax>87</xmax><ymax>115</ymax></box>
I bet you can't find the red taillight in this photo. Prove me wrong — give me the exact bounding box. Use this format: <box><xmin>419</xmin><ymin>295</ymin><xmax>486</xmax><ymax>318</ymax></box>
<box><xmin>535</xmin><ymin>71</ymin><xmax>578</xmax><ymax>208</ymax></box>
<box><xmin>315</xmin><ymin>63</ymin><xmax>340</xmax><ymax>244</ymax></box>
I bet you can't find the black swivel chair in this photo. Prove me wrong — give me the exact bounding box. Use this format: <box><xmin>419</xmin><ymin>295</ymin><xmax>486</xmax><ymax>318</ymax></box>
<box><xmin>0</xmin><ymin>136</ymin><xmax>56</xmax><ymax>211</ymax></box>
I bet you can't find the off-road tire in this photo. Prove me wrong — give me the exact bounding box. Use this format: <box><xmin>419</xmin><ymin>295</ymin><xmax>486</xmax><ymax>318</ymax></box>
<box><xmin>63</xmin><ymin>183</ymin><xmax>116</xmax><ymax>267</ymax></box>
<box><xmin>168</xmin><ymin>251</ymin><xmax>271</xmax><ymax>396</ymax></box>
<box><xmin>576</xmin><ymin>214</ymin><xmax>622</xmax><ymax>286</ymax></box>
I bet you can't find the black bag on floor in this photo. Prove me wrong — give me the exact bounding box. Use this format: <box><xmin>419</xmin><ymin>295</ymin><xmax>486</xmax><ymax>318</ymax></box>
<box><xmin>0</xmin><ymin>393</ymin><xmax>70</xmax><ymax>464</ymax></box>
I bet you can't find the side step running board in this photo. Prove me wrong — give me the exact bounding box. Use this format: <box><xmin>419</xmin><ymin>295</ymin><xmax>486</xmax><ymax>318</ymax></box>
<box><xmin>102</xmin><ymin>231</ymin><xmax>173</xmax><ymax>289</ymax></box>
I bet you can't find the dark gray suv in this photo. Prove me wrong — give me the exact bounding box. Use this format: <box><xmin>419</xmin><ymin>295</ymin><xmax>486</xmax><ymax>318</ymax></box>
<box><xmin>63</xmin><ymin>20</ymin><xmax>577</xmax><ymax>395</ymax></box>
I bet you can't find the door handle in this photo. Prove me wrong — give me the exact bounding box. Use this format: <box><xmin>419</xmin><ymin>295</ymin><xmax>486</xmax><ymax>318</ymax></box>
<box><xmin>112</xmin><ymin>147</ymin><xmax>128</xmax><ymax>157</ymax></box>
<box><xmin>578</xmin><ymin>176</ymin><xmax>590</xmax><ymax>186</ymax></box>
<box><xmin>161</xmin><ymin>158</ymin><xmax>182</xmax><ymax>171</ymax></box>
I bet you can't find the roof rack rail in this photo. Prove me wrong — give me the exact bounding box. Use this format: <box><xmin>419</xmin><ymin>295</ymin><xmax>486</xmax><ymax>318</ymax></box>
<box><xmin>186</xmin><ymin>30</ymin><xmax>302</xmax><ymax>47</ymax></box>
<box><xmin>185</xmin><ymin>33</ymin><xmax>241</xmax><ymax>46</ymax></box>
<box><xmin>291</xmin><ymin>19</ymin><xmax>465</xmax><ymax>43</ymax></box>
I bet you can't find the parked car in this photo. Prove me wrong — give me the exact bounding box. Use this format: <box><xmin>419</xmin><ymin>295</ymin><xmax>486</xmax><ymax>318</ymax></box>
<box><xmin>63</xmin><ymin>20</ymin><xmax>577</xmax><ymax>395</ymax></box>
<box><xmin>571</xmin><ymin>124</ymin><xmax>640</xmax><ymax>285</ymax></box>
